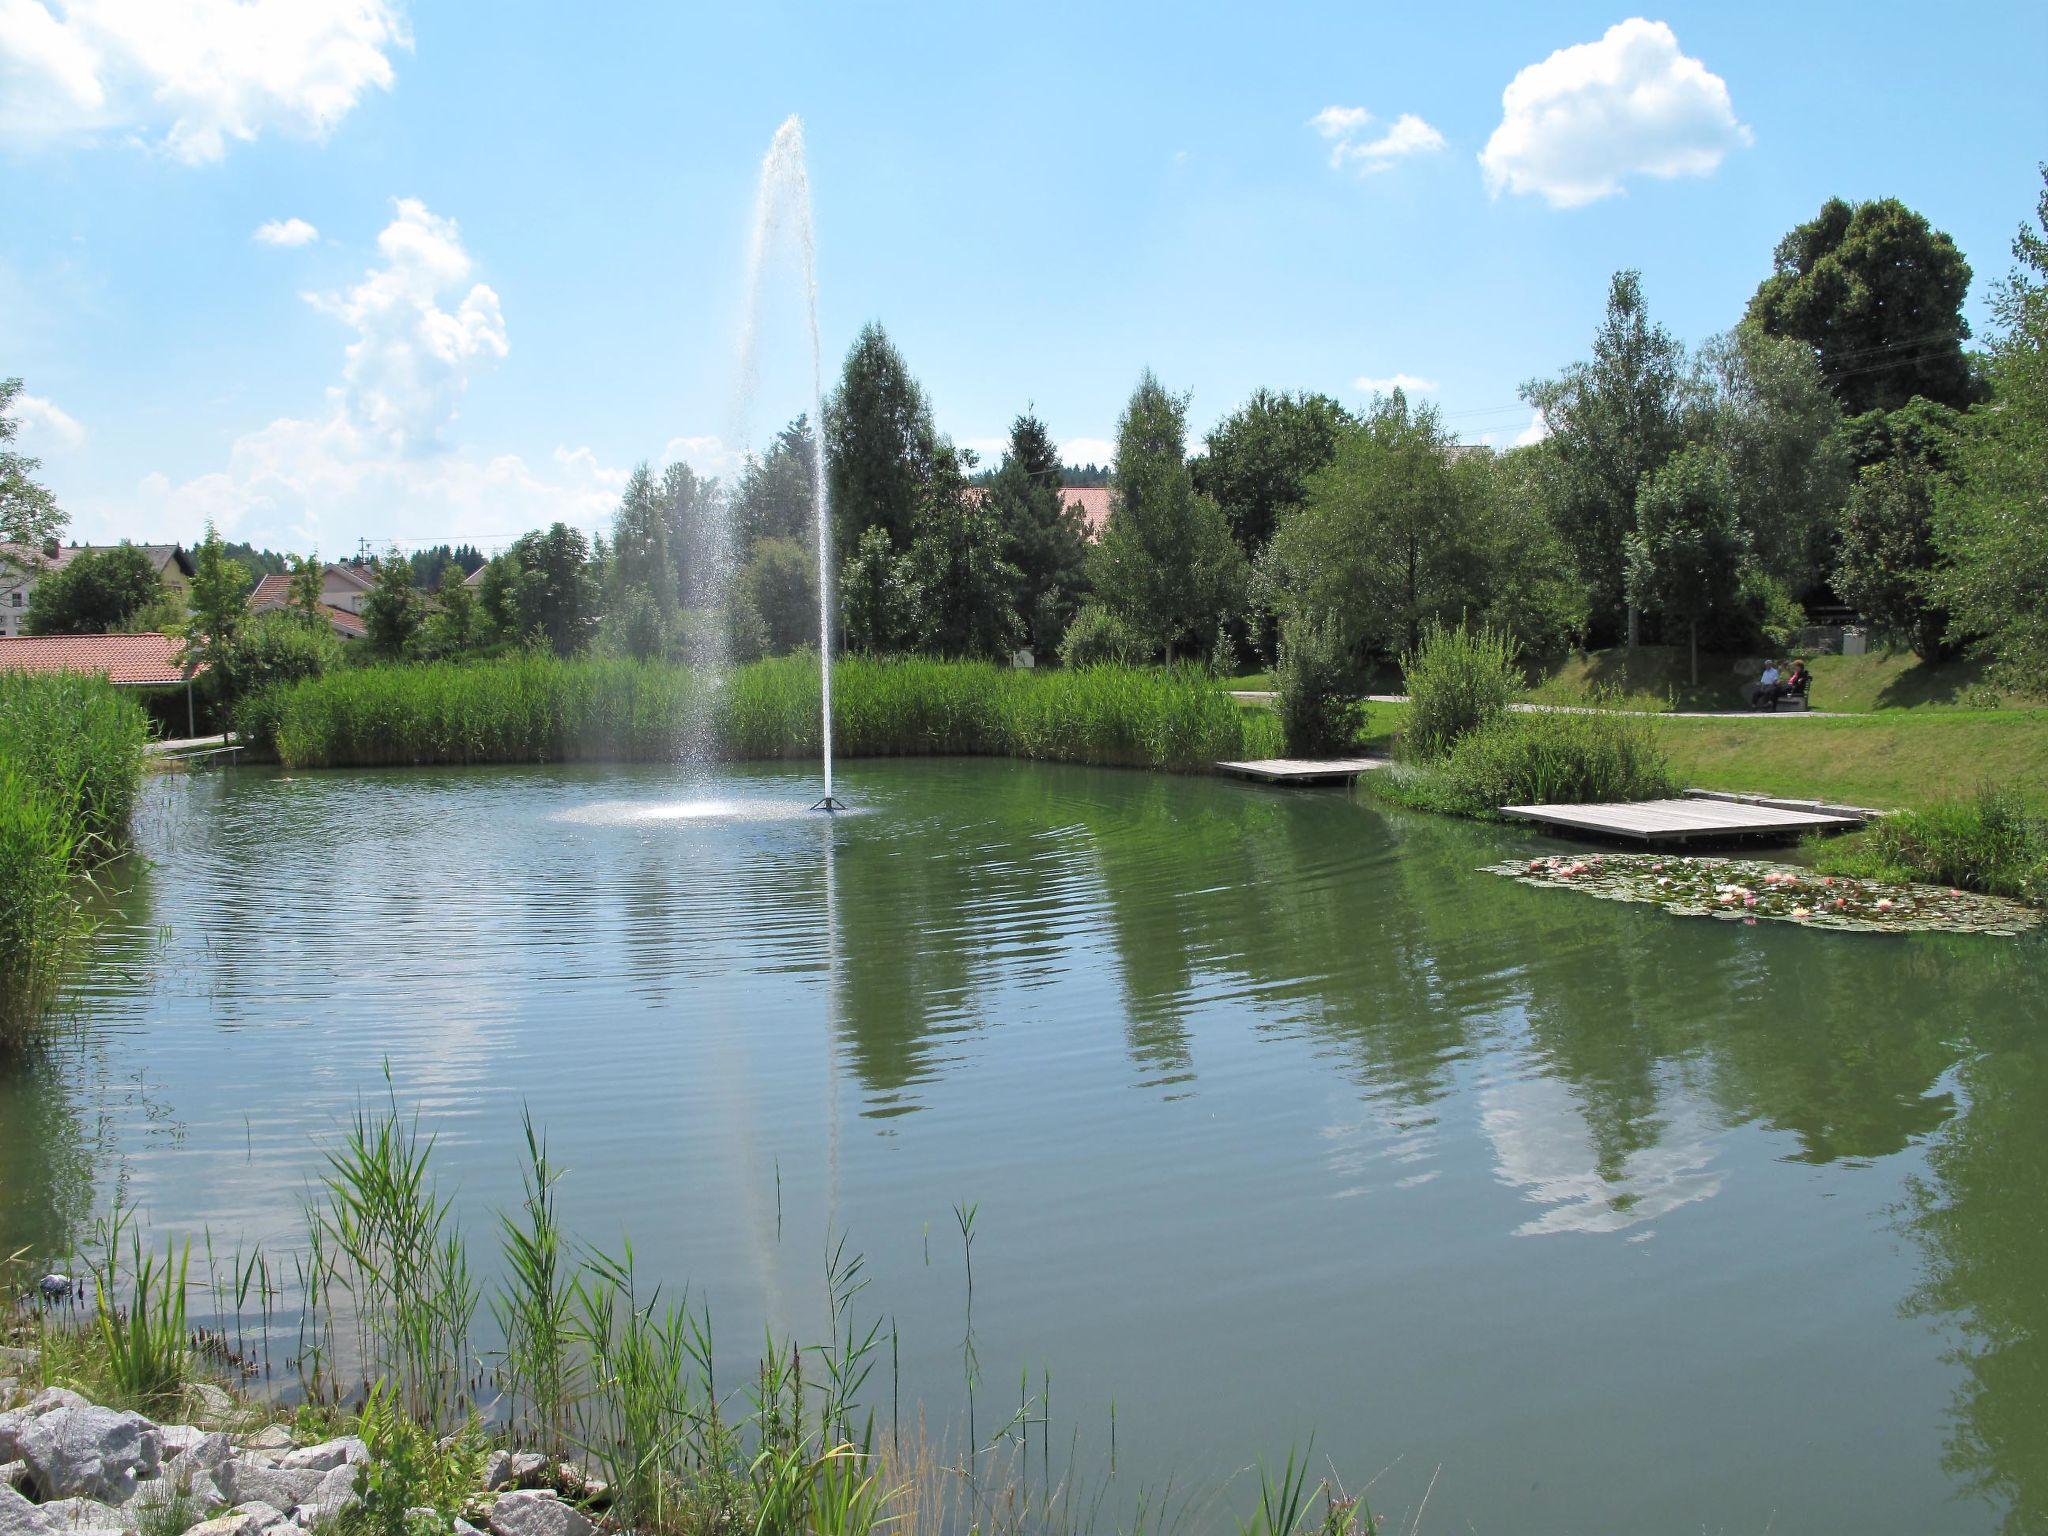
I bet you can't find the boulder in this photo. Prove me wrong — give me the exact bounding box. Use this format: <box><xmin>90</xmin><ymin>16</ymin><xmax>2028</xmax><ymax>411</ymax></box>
<box><xmin>32</xmin><ymin>1497</ymin><xmax>130</xmax><ymax>1535</ymax></box>
<box><xmin>153</xmin><ymin>1428</ymin><xmax>205</xmax><ymax>1463</ymax></box>
<box><xmin>183</xmin><ymin>1514</ymin><xmax>268</xmax><ymax>1536</ymax></box>
<box><xmin>123</xmin><ymin>1469</ymin><xmax>226</xmax><ymax>1524</ymax></box>
<box><xmin>22</xmin><ymin>1394</ymin><xmax>87</xmax><ymax>1421</ymax></box>
<box><xmin>183</xmin><ymin>1388</ymin><xmax>235</xmax><ymax>1430</ymax></box>
<box><xmin>0</xmin><ymin>1355</ymin><xmax>34</xmax><ymax>1376</ymax></box>
<box><xmin>485</xmin><ymin>1492</ymin><xmax>592</xmax><ymax>1536</ymax></box>
<box><xmin>482</xmin><ymin>1451</ymin><xmax>512</xmax><ymax>1493</ymax></box>
<box><xmin>0</xmin><ymin>1485</ymin><xmax>49</xmax><ymax>1536</ymax></box>
<box><xmin>277</xmin><ymin>1440</ymin><xmax>364</xmax><ymax>1474</ymax></box>
<box><xmin>0</xmin><ymin>1423</ymin><xmax>24</xmax><ymax>1468</ymax></box>
<box><xmin>0</xmin><ymin>1467</ymin><xmax>23</xmax><ymax>1493</ymax></box>
<box><xmin>224</xmin><ymin>1503</ymin><xmax>290</xmax><ymax>1535</ymax></box>
<box><xmin>167</xmin><ymin>1434</ymin><xmax>230</xmax><ymax>1474</ymax></box>
<box><xmin>237</xmin><ymin>1430</ymin><xmax>292</xmax><ymax>1455</ymax></box>
<box><xmin>19</xmin><ymin>1409</ymin><xmax>162</xmax><ymax>1505</ymax></box>
<box><xmin>212</xmin><ymin>1463</ymin><xmax>319</xmax><ymax>1513</ymax></box>
<box><xmin>453</xmin><ymin>1520</ymin><xmax>486</xmax><ymax>1536</ymax></box>
<box><xmin>298</xmin><ymin>1465</ymin><xmax>357</xmax><ymax>1521</ymax></box>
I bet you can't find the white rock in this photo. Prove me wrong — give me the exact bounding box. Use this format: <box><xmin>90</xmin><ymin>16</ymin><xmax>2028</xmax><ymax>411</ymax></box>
<box><xmin>482</xmin><ymin>1451</ymin><xmax>513</xmax><ymax>1492</ymax></box>
<box><xmin>277</xmin><ymin>1440</ymin><xmax>364</xmax><ymax>1474</ymax></box>
<box><xmin>298</xmin><ymin>1464</ymin><xmax>357</xmax><ymax>1520</ymax></box>
<box><xmin>153</xmin><ymin>1429</ymin><xmax>205</xmax><ymax>1462</ymax></box>
<box><xmin>486</xmin><ymin>1491</ymin><xmax>591</xmax><ymax>1536</ymax></box>
<box><xmin>32</xmin><ymin>1497</ymin><xmax>129</xmax><ymax>1535</ymax></box>
<box><xmin>20</xmin><ymin>1408</ymin><xmax>162</xmax><ymax>1505</ymax></box>
<box><xmin>225</xmin><ymin>1502</ymin><xmax>291</xmax><ymax>1535</ymax></box>
<box><xmin>506</xmin><ymin>1453</ymin><xmax>547</xmax><ymax>1490</ymax></box>
<box><xmin>213</xmin><ymin>1463</ymin><xmax>318</xmax><ymax>1513</ymax></box>
<box><xmin>22</xmin><ymin>1394</ymin><xmax>88</xmax><ymax>1421</ymax></box>
<box><xmin>453</xmin><ymin>1520</ymin><xmax>486</xmax><ymax>1536</ymax></box>
<box><xmin>183</xmin><ymin>1514</ymin><xmax>265</xmax><ymax>1536</ymax></box>
<box><xmin>123</xmin><ymin>1469</ymin><xmax>226</xmax><ymax>1523</ymax></box>
<box><xmin>237</xmin><ymin>1430</ymin><xmax>292</xmax><ymax>1455</ymax></box>
<box><xmin>168</xmin><ymin>1436</ymin><xmax>231</xmax><ymax>1475</ymax></box>
<box><xmin>0</xmin><ymin>1352</ymin><xmax>36</xmax><ymax>1374</ymax></box>
<box><xmin>0</xmin><ymin>1485</ymin><xmax>49</xmax><ymax>1536</ymax></box>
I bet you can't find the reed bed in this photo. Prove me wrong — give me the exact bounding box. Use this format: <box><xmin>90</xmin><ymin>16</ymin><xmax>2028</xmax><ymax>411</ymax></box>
<box><xmin>0</xmin><ymin>671</ymin><xmax>148</xmax><ymax>1039</ymax></box>
<box><xmin>15</xmin><ymin>1093</ymin><xmax>1376</xmax><ymax>1536</ymax></box>
<box><xmin>1814</xmin><ymin>785</ymin><xmax>2048</xmax><ymax>904</ymax></box>
<box><xmin>258</xmin><ymin>656</ymin><xmax>1277</xmax><ymax>775</ymax></box>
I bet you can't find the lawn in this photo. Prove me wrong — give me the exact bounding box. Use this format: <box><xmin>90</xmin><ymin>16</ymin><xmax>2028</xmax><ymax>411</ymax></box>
<box><xmin>1525</xmin><ymin>644</ymin><xmax>1996</xmax><ymax>714</ymax></box>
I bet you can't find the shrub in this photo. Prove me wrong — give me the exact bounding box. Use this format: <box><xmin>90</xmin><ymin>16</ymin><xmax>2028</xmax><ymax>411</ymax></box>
<box><xmin>1371</xmin><ymin>708</ymin><xmax>1675</xmax><ymax>819</ymax></box>
<box><xmin>1057</xmin><ymin>604</ymin><xmax>1147</xmax><ymax>667</ymax></box>
<box><xmin>1816</xmin><ymin>786</ymin><xmax>2047</xmax><ymax>904</ymax></box>
<box><xmin>1275</xmin><ymin>614</ymin><xmax>1355</xmax><ymax>756</ymax></box>
<box><xmin>1400</xmin><ymin>621</ymin><xmax>1520</xmax><ymax>763</ymax></box>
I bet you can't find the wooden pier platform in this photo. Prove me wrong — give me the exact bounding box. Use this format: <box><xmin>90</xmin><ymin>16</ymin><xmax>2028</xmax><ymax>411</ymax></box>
<box><xmin>1216</xmin><ymin>757</ymin><xmax>1388</xmax><ymax>785</ymax></box>
<box><xmin>1500</xmin><ymin>794</ymin><xmax>1868</xmax><ymax>845</ymax></box>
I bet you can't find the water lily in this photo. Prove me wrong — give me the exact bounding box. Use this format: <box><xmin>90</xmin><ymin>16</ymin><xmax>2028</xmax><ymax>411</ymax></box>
<box><xmin>1792</xmin><ymin>907</ymin><xmax>1810</xmax><ymax>918</ymax></box>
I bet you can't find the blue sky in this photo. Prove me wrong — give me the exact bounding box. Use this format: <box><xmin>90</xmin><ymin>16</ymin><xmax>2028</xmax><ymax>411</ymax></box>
<box><xmin>4</xmin><ymin>1</ymin><xmax>2044</xmax><ymax>556</ymax></box>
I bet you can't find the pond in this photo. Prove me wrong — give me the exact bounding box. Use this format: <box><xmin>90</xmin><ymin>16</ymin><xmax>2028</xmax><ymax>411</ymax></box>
<box><xmin>4</xmin><ymin>758</ymin><xmax>2044</xmax><ymax>1534</ymax></box>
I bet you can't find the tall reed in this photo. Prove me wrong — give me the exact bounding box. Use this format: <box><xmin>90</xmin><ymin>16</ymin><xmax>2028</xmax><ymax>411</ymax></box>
<box><xmin>260</xmin><ymin>656</ymin><xmax>1271</xmax><ymax>775</ymax></box>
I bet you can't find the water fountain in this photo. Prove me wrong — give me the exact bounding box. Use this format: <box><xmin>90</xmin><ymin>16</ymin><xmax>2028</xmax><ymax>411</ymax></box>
<box><xmin>736</xmin><ymin>116</ymin><xmax>844</xmax><ymax>812</ymax></box>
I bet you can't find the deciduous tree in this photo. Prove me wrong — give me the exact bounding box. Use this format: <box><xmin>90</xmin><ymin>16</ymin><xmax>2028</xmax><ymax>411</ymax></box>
<box><xmin>1626</xmin><ymin>445</ymin><xmax>1751</xmax><ymax>684</ymax></box>
<box><xmin>23</xmin><ymin>545</ymin><xmax>164</xmax><ymax>634</ymax></box>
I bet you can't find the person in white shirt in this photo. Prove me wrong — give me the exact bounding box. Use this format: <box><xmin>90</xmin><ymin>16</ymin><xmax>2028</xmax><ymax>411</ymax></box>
<box><xmin>1748</xmin><ymin>661</ymin><xmax>1781</xmax><ymax>709</ymax></box>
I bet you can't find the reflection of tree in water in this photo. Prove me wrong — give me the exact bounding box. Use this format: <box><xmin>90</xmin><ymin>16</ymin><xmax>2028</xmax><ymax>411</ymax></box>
<box><xmin>0</xmin><ymin>1046</ymin><xmax>107</xmax><ymax>1266</ymax></box>
<box><xmin>1897</xmin><ymin>984</ymin><xmax>2048</xmax><ymax>1536</ymax></box>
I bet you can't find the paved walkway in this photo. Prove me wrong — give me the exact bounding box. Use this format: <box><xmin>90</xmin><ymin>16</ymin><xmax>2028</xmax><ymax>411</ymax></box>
<box><xmin>1226</xmin><ymin>691</ymin><xmax>1847</xmax><ymax>720</ymax></box>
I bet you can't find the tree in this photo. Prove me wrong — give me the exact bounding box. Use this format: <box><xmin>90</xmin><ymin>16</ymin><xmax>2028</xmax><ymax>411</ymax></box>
<box><xmin>609</xmin><ymin>463</ymin><xmax>678</xmax><ymax>615</ymax></box>
<box><xmin>839</xmin><ymin>525</ymin><xmax>921</xmax><ymax>654</ymax></box>
<box><xmin>983</xmin><ymin>412</ymin><xmax>1086</xmax><ymax>655</ymax></box>
<box><xmin>738</xmin><ymin>536</ymin><xmax>817</xmax><ymax>654</ymax></box>
<box><xmin>904</xmin><ymin>482</ymin><xmax>1022</xmax><ymax>658</ymax></box>
<box><xmin>179</xmin><ymin>522</ymin><xmax>251</xmax><ymax>676</ymax></box>
<box><xmin>477</xmin><ymin>554</ymin><xmax>525</xmax><ymax>644</ymax></box>
<box><xmin>1836</xmin><ymin>457</ymin><xmax>1953</xmax><ymax>660</ymax></box>
<box><xmin>733</xmin><ymin>418</ymin><xmax>816</xmax><ymax>549</ymax></box>
<box><xmin>1935</xmin><ymin>168</ymin><xmax>2048</xmax><ymax>692</ymax></box>
<box><xmin>825</xmin><ymin>324</ymin><xmax>950</xmax><ymax>558</ymax></box>
<box><xmin>1692</xmin><ymin>322</ymin><xmax>1850</xmax><ymax>594</ymax></box>
<box><xmin>1748</xmin><ymin>196</ymin><xmax>1981</xmax><ymax>415</ymax></box>
<box><xmin>1522</xmin><ymin>271</ymin><xmax>1689</xmax><ymax>643</ymax></box>
<box><xmin>425</xmin><ymin>565</ymin><xmax>480</xmax><ymax>657</ymax></box>
<box><xmin>1090</xmin><ymin>371</ymin><xmax>1246</xmax><ymax>663</ymax></box>
<box><xmin>1262</xmin><ymin>391</ymin><xmax>1482</xmax><ymax>663</ymax></box>
<box><xmin>1196</xmin><ymin>389</ymin><xmax>1351</xmax><ymax>556</ymax></box>
<box><xmin>361</xmin><ymin>549</ymin><xmax>424</xmax><ymax>659</ymax></box>
<box><xmin>1626</xmin><ymin>445</ymin><xmax>1751</xmax><ymax>684</ymax></box>
<box><xmin>0</xmin><ymin>378</ymin><xmax>64</xmax><ymax>554</ymax></box>
<box><xmin>23</xmin><ymin>545</ymin><xmax>165</xmax><ymax>634</ymax></box>
<box><xmin>287</xmin><ymin>551</ymin><xmax>325</xmax><ymax>623</ymax></box>
<box><xmin>509</xmin><ymin>523</ymin><xmax>599</xmax><ymax>656</ymax></box>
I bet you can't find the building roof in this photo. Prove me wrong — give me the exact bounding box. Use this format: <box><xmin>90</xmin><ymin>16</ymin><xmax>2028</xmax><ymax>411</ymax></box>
<box><xmin>246</xmin><ymin>574</ymin><xmax>367</xmax><ymax>638</ymax></box>
<box><xmin>0</xmin><ymin>633</ymin><xmax>202</xmax><ymax>686</ymax></box>
<box><xmin>961</xmin><ymin>484</ymin><xmax>1114</xmax><ymax>540</ymax></box>
<box><xmin>463</xmin><ymin>562</ymin><xmax>491</xmax><ymax>587</ymax></box>
<box><xmin>0</xmin><ymin>543</ymin><xmax>194</xmax><ymax>578</ymax></box>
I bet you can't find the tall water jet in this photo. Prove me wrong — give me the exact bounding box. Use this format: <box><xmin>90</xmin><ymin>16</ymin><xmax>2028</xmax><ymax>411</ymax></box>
<box><xmin>737</xmin><ymin>115</ymin><xmax>842</xmax><ymax>810</ymax></box>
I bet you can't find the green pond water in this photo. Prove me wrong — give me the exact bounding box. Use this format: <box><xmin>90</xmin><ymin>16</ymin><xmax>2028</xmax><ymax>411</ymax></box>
<box><xmin>4</xmin><ymin>758</ymin><xmax>2045</xmax><ymax>1533</ymax></box>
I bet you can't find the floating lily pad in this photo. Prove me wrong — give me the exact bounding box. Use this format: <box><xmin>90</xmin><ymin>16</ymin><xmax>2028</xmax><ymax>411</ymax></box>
<box><xmin>1482</xmin><ymin>852</ymin><xmax>2042</xmax><ymax>936</ymax></box>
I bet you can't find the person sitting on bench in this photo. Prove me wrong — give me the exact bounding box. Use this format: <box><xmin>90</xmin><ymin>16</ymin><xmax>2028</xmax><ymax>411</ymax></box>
<box><xmin>1746</xmin><ymin>660</ymin><xmax>1781</xmax><ymax>709</ymax></box>
<box><xmin>1780</xmin><ymin>659</ymin><xmax>1811</xmax><ymax>705</ymax></box>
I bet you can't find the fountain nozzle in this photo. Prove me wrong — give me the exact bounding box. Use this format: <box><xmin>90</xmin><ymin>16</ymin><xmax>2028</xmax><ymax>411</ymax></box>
<box><xmin>811</xmin><ymin>796</ymin><xmax>849</xmax><ymax>813</ymax></box>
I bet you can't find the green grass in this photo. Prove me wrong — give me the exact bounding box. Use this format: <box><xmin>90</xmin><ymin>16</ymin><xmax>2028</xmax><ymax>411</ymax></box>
<box><xmin>1526</xmin><ymin>644</ymin><xmax>2002</xmax><ymax>714</ymax></box>
<box><xmin>1812</xmin><ymin>787</ymin><xmax>2047</xmax><ymax>904</ymax></box>
<box><xmin>0</xmin><ymin>671</ymin><xmax>149</xmax><ymax>1042</ymax></box>
<box><xmin>1366</xmin><ymin>707</ymin><xmax>1676</xmax><ymax>820</ymax></box>
<box><xmin>258</xmin><ymin>655</ymin><xmax>1280</xmax><ymax>774</ymax></box>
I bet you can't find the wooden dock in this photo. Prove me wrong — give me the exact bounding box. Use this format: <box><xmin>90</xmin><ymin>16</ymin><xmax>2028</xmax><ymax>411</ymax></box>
<box><xmin>1216</xmin><ymin>757</ymin><xmax>1388</xmax><ymax>785</ymax></box>
<box><xmin>1500</xmin><ymin>795</ymin><xmax>1868</xmax><ymax>845</ymax></box>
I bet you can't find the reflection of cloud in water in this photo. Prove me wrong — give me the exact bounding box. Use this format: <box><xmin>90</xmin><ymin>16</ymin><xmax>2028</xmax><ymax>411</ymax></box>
<box><xmin>1481</xmin><ymin>1075</ymin><xmax>1723</xmax><ymax>1237</ymax></box>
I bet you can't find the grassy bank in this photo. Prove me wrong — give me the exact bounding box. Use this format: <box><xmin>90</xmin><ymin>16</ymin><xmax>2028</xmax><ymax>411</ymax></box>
<box><xmin>10</xmin><ymin>1097</ymin><xmax>1376</xmax><ymax>1536</ymax></box>
<box><xmin>1811</xmin><ymin>787</ymin><xmax>2047</xmax><ymax>904</ymax></box>
<box><xmin>1526</xmin><ymin>644</ymin><xmax>2002</xmax><ymax>714</ymax></box>
<box><xmin>253</xmin><ymin>655</ymin><xmax>1282</xmax><ymax>774</ymax></box>
<box><xmin>0</xmin><ymin>672</ymin><xmax>148</xmax><ymax>1039</ymax></box>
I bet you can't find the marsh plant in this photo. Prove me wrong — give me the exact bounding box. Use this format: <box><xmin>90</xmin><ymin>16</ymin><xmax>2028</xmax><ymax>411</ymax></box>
<box><xmin>1397</xmin><ymin>621</ymin><xmax>1521</xmax><ymax>765</ymax></box>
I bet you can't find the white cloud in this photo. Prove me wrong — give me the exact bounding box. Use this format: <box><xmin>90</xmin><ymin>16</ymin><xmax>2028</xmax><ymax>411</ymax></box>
<box><xmin>4</xmin><ymin>390</ymin><xmax>86</xmax><ymax>451</ymax></box>
<box><xmin>125</xmin><ymin>199</ymin><xmax>619</xmax><ymax>553</ymax></box>
<box><xmin>1480</xmin><ymin>18</ymin><xmax>1751</xmax><ymax>208</ymax></box>
<box><xmin>955</xmin><ymin>435</ymin><xmax>1009</xmax><ymax>464</ymax></box>
<box><xmin>1352</xmin><ymin>373</ymin><xmax>1438</xmax><ymax>396</ymax></box>
<box><xmin>1311</xmin><ymin>105</ymin><xmax>1445</xmax><ymax>175</ymax></box>
<box><xmin>254</xmin><ymin>216</ymin><xmax>319</xmax><ymax>247</ymax></box>
<box><xmin>0</xmin><ymin>0</ymin><xmax>409</xmax><ymax>163</ymax></box>
<box><xmin>1059</xmin><ymin>436</ymin><xmax>1115</xmax><ymax>468</ymax></box>
<box><xmin>305</xmin><ymin>197</ymin><xmax>506</xmax><ymax>458</ymax></box>
<box><xmin>1514</xmin><ymin>408</ymin><xmax>1550</xmax><ymax>447</ymax></box>
<box><xmin>660</xmin><ymin>434</ymin><xmax>745</xmax><ymax>481</ymax></box>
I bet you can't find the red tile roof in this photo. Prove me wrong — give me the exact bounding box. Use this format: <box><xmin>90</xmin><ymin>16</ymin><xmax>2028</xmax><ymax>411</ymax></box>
<box><xmin>247</xmin><ymin>573</ymin><xmax>368</xmax><ymax>638</ymax></box>
<box><xmin>962</xmin><ymin>484</ymin><xmax>1114</xmax><ymax>541</ymax></box>
<box><xmin>0</xmin><ymin>633</ymin><xmax>201</xmax><ymax>686</ymax></box>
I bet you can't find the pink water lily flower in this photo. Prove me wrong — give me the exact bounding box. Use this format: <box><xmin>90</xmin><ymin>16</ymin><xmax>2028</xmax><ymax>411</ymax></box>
<box><xmin>1792</xmin><ymin>906</ymin><xmax>1810</xmax><ymax>918</ymax></box>
<box><xmin>1876</xmin><ymin>898</ymin><xmax>1894</xmax><ymax>912</ymax></box>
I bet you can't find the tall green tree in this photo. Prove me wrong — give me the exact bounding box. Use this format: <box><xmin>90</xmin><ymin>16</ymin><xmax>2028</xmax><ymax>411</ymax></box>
<box><xmin>1749</xmin><ymin>196</ymin><xmax>1982</xmax><ymax>415</ymax></box>
<box><xmin>1262</xmin><ymin>391</ymin><xmax>1483</xmax><ymax>662</ymax></box>
<box><xmin>1837</xmin><ymin>455</ymin><xmax>1954</xmax><ymax>660</ymax></box>
<box><xmin>825</xmin><ymin>324</ymin><xmax>949</xmax><ymax>557</ymax></box>
<box><xmin>1091</xmin><ymin>372</ymin><xmax>1246</xmax><ymax>664</ymax></box>
<box><xmin>0</xmin><ymin>378</ymin><xmax>64</xmax><ymax>554</ymax></box>
<box><xmin>23</xmin><ymin>545</ymin><xmax>165</xmax><ymax>634</ymax></box>
<box><xmin>425</xmin><ymin>564</ymin><xmax>479</xmax><ymax>657</ymax></box>
<box><xmin>287</xmin><ymin>551</ymin><xmax>325</xmax><ymax>622</ymax></box>
<box><xmin>738</xmin><ymin>536</ymin><xmax>817</xmax><ymax>654</ymax></box>
<box><xmin>179</xmin><ymin>522</ymin><xmax>251</xmax><ymax>676</ymax></box>
<box><xmin>1626</xmin><ymin>445</ymin><xmax>1751</xmax><ymax>685</ymax></box>
<box><xmin>1196</xmin><ymin>389</ymin><xmax>1352</xmax><ymax>556</ymax></box>
<box><xmin>905</xmin><ymin>482</ymin><xmax>1022</xmax><ymax>658</ymax></box>
<box><xmin>509</xmin><ymin>523</ymin><xmax>599</xmax><ymax>656</ymax></box>
<box><xmin>361</xmin><ymin>549</ymin><xmax>424</xmax><ymax>659</ymax></box>
<box><xmin>838</xmin><ymin>525</ymin><xmax>921</xmax><ymax>655</ymax></box>
<box><xmin>984</xmin><ymin>412</ymin><xmax>1087</xmax><ymax>655</ymax></box>
<box><xmin>1692</xmin><ymin>322</ymin><xmax>1850</xmax><ymax>594</ymax></box>
<box><xmin>733</xmin><ymin>418</ymin><xmax>816</xmax><ymax>549</ymax></box>
<box><xmin>1522</xmin><ymin>271</ymin><xmax>1689</xmax><ymax>643</ymax></box>
<box><xmin>1935</xmin><ymin>168</ymin><xmax>2048</xmax><ymax>691</ymax></box>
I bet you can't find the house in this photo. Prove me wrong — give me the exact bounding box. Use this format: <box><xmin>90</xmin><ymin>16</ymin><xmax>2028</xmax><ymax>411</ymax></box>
<box><xmin>0</xmin><ymin>632</ymin><xmax>208</xmax><ymax>733</ymax></box>
<box><xmin>0</xmin><ymin>542</ymin><xmax>195</xmax><ymax>639</ymax></box>
<box><xmin>463</xmin><ymin>562</ymin><xmax>492</xmax><ymax>588</ymax></box>
<box><xmin>959</xmin><ymin>485</ymin><xmax>1113</xmax><ymax>540</ymax></box>
<box><xmin>246</xmin><ymin>570</ymin><xmax>369</xmax><ymax>640</ymax></box>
